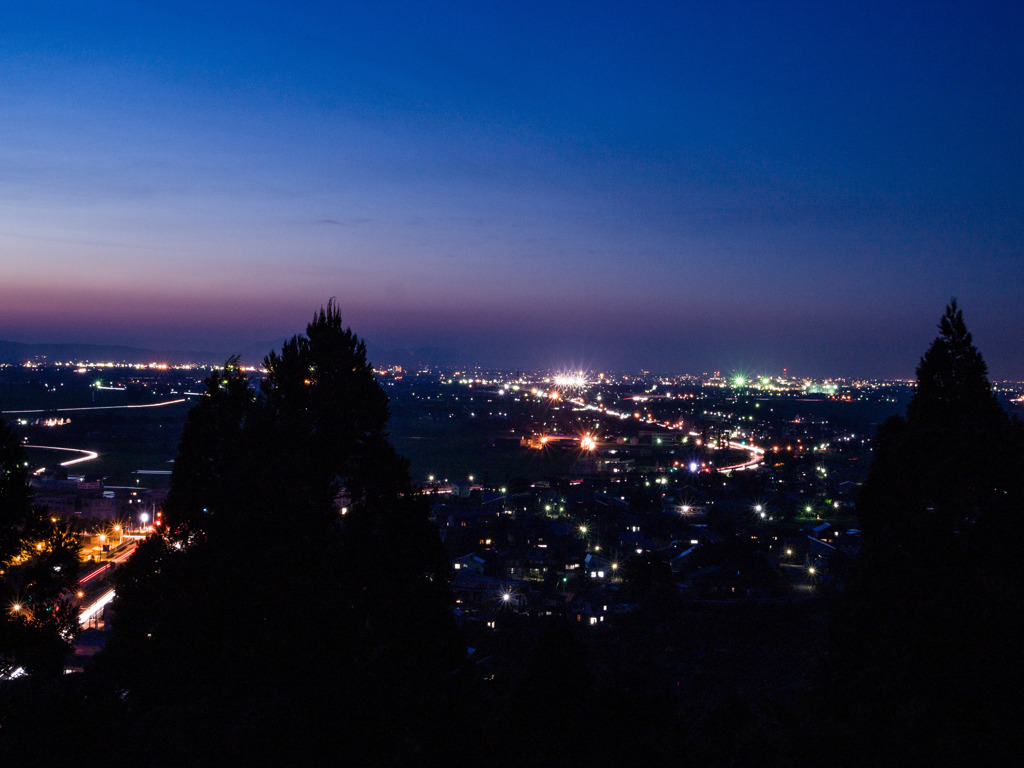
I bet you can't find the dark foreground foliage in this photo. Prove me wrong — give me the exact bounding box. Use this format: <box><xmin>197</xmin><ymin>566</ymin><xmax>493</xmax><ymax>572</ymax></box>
<box><xmin>2</xmin><ymin>301</ymin><xmax>1021</xmax><ymax>767</ymax></box>
<box><xmin>0</xmin><ymin>418</ymin><xmax>81</xmax><ymax>680</ymax></box>
<box><xmin>824</xmin><ymin>300</ymin><xmax>1024</xmax><ymax>765</ymax></box>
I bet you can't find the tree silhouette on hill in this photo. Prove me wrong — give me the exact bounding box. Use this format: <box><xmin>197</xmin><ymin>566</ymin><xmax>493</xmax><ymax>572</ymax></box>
<box><xmin>98</xmin><ymin>302</ymin><xmax>460</xmax><ymax>764</ymax></box>
<box><xmin>828</xmin><ymin>300</ymin><xmax>1024</xmax><ymax>763</ymax></box>
<box><xmin>0</xmin><ymin>417</ymin><xmax>80</xmax><ymax>679</ymax></box>
<box><xmin>857</xmin><ymin>301</ymin><xmax>1023</xmax><ymax>578</ymax></box>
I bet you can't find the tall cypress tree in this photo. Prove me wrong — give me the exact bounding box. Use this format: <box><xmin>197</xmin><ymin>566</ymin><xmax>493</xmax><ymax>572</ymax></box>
<box><xmin>162</xmin><ymin>357</ymin><xmax>255</xmax><ymax>538</ymax></box>
<box><xmin>857</xmin><ymin>300</ymin><xmax>1024</xmax><ymax>587</ymax></box>
<box><xmin>828</xmin><ymin>300</ymin><xmax>1024</xmax><ymax>762</ymax></box>
<box><xmin>99</xmin><ymin>303</ymin><xmax>458</xmax><ymax>764</ymax></box>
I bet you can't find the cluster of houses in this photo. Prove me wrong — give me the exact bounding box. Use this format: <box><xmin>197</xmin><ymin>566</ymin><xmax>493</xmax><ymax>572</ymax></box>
<box><xmin>431</xmin><ymin>478</ymin><xmax>861</xmax><ymax>641</ymax></box>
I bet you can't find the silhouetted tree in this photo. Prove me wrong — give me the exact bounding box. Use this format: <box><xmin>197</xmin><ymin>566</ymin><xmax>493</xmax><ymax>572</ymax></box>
<box><xmin>0</xmin><ymin>418</ymin><xmax>32</xmax><ymax>564</ymax></box>
<box><xmin>828</xmin><ymin>300</ymin><xmax>1024</xmax><ymax>762</ymax></box>
<box><xmin>162</xmin><ymin>356</ymin><xmax>255</xmax><ymax>538</ymax></box>
<box><xmin>98</xmin><ymin>302</ymin><xmax>459</xmax><ymax>764</ymax></box>
<box><xmin>858</xmin><ymin>301</ymin><xmax>1023</xmax><ymax>570</ymax></box>
<box><xmin>0</xmin><ymin>417</ymin><xmax>81</xmax><ymax>678</ymax></box>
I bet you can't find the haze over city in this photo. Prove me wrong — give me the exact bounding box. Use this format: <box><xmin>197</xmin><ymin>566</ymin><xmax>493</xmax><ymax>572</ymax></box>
<box><xmin>3</xmin><ymin>2</ymin><xmax>1022</xmax><ymax>377</ymax></box>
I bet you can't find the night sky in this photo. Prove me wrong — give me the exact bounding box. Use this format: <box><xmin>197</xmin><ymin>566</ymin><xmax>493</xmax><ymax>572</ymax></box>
<box><xmin>2</xmin><ymin>2</ymin><xmax>1022</xmax><ymax>378</ymax></box>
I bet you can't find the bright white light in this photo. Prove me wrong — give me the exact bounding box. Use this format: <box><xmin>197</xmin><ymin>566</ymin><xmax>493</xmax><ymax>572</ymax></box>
<box><xmin>24</xmin><ymin>445</ymin><xmax>99</xmax><ymax>467</ymax></box>
<box><xmin>79</xmin><ymin>589</ymin><xmax>115</xmax><ymax>625</ymax></box>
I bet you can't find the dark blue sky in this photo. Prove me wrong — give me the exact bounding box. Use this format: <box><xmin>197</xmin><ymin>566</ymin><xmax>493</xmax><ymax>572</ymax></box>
<box><xmin>2</xmin><ymin>2</ymin><xmax>1021</xmax><ymax>377</ymax></box>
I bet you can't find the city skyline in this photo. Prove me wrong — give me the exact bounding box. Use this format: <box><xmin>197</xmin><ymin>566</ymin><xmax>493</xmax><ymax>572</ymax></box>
<box><xmin>2</xmin><ymin>2</ymin><xmax>1022</xmax><ymax>378</ymax></box>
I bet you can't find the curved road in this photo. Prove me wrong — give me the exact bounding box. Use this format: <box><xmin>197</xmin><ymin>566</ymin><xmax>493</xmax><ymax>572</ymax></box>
<box><xmin>2</xmin><ymin>397</ymin><xmax>187</xmax><ymax>416</ymax></box>
<box><xmin>564</xmin><ymin>395</ymin><xmax>764</xmax><ymax>472</ymax></box>
<box><xmin>25</xmin><ymin>444</ymin><xmax>99</xmax><ymax>468</ymax></box>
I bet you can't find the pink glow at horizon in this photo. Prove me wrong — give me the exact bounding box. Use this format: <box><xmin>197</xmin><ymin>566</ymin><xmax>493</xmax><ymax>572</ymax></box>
<box><xmin>2</xmin><ymin>3</ymin><xmax>1022</xmax><ymax>377</ymax></box>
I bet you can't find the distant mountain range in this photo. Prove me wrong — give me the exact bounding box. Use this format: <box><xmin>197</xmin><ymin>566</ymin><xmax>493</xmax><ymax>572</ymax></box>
<box><xmin>231</xmin><ymin>340</ymin><xmax>465</xmax><ymax>369</ymax></box>
<box><xmin>367</xmin><ymin>345</ymin><xmax>465</xmax><ymax>368</ymax></box>
<box><xmin>0</xmin><ymin>340</ymin><xmax>221</xmax><ymax>366</ymax></box>
<box><xmin>0</xmin><ymin>339</ymin><xmax>465</xmax><ymax>369</ymax></box>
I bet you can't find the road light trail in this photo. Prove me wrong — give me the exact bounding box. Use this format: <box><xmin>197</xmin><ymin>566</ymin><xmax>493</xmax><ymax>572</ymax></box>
<box><xmin>2</xmin><ymin>397</ymin><xmax>187</xmax><ymax>415</ymax></box>
<box><xmin>77</xmin><ymin>544</ymin><xmax>137</xmax><ymax>586</ymax></box>
<box><xmin>565</xmin><ymin>396</ymin><xmax>765</xmax><ymax>473</ymax></box>
<box><xmin>25</xmin><ymin>444</ymin><xmax>99</xmax><ymax>467</ymax></box>
<box><xmin>717</xmin><ymin>441</ymin><xmax>765</xmax><ymax>471</ymax></box>
<box><xmin>76</xmin><ymin>544</ymin><xmax>137</xmax><ymax>627</ymax></box>
<box><xmin>79</xmin><ymin>589</ymin><xmax>115</xmax><ymax>625</ymax></box>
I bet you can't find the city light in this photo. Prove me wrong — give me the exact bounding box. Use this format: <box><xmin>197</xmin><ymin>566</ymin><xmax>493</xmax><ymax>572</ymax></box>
<box><xmin>79</xmin><ymin>589</ymin><xmax>115</xmax><ymax>625</ymax></box>
<box><xmin>553</xmin><ymin>374</ymin><xmax>587</xmax><ymax>388</ymax></box>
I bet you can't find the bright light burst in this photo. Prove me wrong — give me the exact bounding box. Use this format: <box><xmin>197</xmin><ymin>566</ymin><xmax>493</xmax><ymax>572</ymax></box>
<box><xmin>553</xmin><ymin>372</ymin><xmax>588</xmax><ymax>388</ymax></box>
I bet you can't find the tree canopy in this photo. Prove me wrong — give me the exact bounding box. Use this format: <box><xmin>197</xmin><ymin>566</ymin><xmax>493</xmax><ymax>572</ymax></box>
<box><xmin>98</xmin><ymin>302</ymin><xmax>460</xmax><ymax>763</ymax></box>
<box><xmin>0</xmin><ymin>417</ymin><xmax>81</xmax><ymax>678</ymax></box>
<box><xmin>857</xmin><ymin>299</ymin><xmax>1024</xmax><ymax>574</ymax></box>
<box><xmin>828</xmin><ymin>300</ymin><xmax>1024</xmax><ymax>761</ymax></box>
